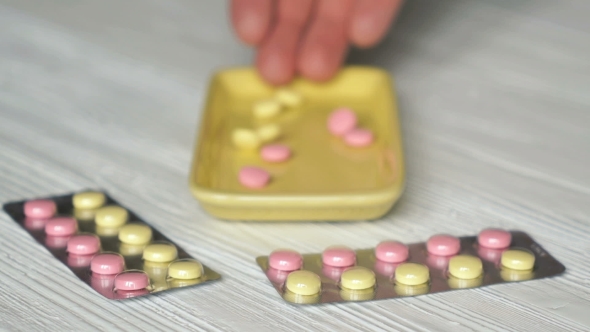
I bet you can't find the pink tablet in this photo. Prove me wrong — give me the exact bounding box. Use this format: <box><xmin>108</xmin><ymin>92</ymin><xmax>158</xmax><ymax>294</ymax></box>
<box><xmin>375</xmin><ymin>241</ymin><xmax>409</xmax><ymax>263</ymax></box>
<box><xmin>327</xmin><ymin>108</ymin><xmax>357</xmax><ymax>136</ymax></box>
<box><xmin>24</xmin><ymin>199</ymin><xmax>57</xmax><ymax>219</ymax></box>
<box><xmin>426</xmin><ymin>234</ymin><xmax>461</xmax><ymax>256</ymax></box>
<box><xmin>261</xmin><ymin>144</ymin><xmax>292</xmax><ymax>163</ymax></box>
<box><xmin>91</xmin><ymin>253</ymin><xmax>125</xmax><ymax>275</ymax></box>
<box><xmin>344</xmin><ymin>128</ymin><xmax>374</xmax><ymax>147</ymax></box>
<box><xmin>114</xmin><ymin>271</ymin><xmax>149</xmax><ymax>291</ymax></box>
<box><xmin>478</xmin><ymin>229</ymin><xmax>512</xmax><ymax>249</ymax></box>
<box><xmin>322</xmin><ymin>246</ymin><xmax>356</xmax><ymax>267</ymax></box>
<box><xmin>45</xmin><ymin>217</ymin><xmax>77</xmax><ymax>236</ymax></box>
<box><xmin>239</xmin><ymin>167</ymin><xmax>271</xmax><ymax>189</ymax></box>
<box><xmin>269</xmin><ymin>249</ymin><xmax>303</xmax><ymax>271</ymax></box>
<box><xmin>67</xmin><ymin>234</ymin><xmax>101</xmax><ymax>255</ymax></box>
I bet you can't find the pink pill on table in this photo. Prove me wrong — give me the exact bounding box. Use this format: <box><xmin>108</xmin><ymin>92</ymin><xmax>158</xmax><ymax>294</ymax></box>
<box><xmin>24</xmin><ymin>200</ymin><xmax>56</xmax><ymax>219</ymax></box>
<box><xmin>322</xmin><ymin>246</ymin><xmax>356</xmax><ymax>267</ymax></box>
<box><xmin>114</xmin><ymin>271</ymin><xmax>150</xmax><ymax>291</ymax></box>
<box><xmin>91</xmin><ymin>253</ymin><xmax>125</xmax><ymax>275</ymax></box>
<box><xmin>67</xmin><ymin>234</ymin><xmax>101</xmax><ymax>255</ymax></box>
<box><xmin>375</xmin><ymin>241</ymin><xmax>409</xmax><ymax>263</ymax></box>
<box><xmin>269</xmin><ymin>249</ymin><xmax>303</xmax><ymax>271</ymax></box>
<box><xmin>261</xmin><ymin>144</ymin><xmax>292</xmax><ymax>163</ymax></box>
<box><xmin>344</xmin><ymin>128</ymin><xmax>374</xmax><ymax>147</ymax></box>
<box><xmin>478</xmin><ymin>228</ymin><xmax>512</xmax><ymax>249</ymax></box>
<box><xmin>327</xmin><ymin>108</ymin><xmax>358</xmax><ymax>136</ymax></box>
<box><xmin>45</xmin><ymin>217</ymin><xmax>77</xmax><ymax>236</ymax></box>
<box><xmin>426</xmin><ymin>234</ymin><xmax>461</xmax><ymax>256</ymax></box>
<box><xmin>239</xmin><ymin>166</ymin><xmax>271</xmax><ymax>189</ymax></box>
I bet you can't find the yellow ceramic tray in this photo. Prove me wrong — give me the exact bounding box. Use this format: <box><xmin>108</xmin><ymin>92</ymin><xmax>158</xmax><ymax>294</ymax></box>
<box><xmin>189</xmin><ymin>66</ymin><xmax>404</xmax><ymax>221</ymax></box>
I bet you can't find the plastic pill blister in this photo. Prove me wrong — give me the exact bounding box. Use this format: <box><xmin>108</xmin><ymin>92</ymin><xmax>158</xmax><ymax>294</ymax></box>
<box><xmin>3</xmin><ymin>191</ymin><xmax>221</xmax><ymax>300</ymax></box>
<box><xmin>256</xmin><ymin>230</ymin><xmax>565</xmax><ymax>305</ymax></box>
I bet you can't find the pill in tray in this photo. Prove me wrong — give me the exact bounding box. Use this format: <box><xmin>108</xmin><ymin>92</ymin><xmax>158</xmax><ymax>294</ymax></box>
<box><xmin>3</xmin><ymin>190</ymin><xmax>221</xmax><ymax>300</ymax></box>
<box><xmin>256</xmin><ymin>229</ymin><xmax>565</xmax><ymax>305</ymax></box>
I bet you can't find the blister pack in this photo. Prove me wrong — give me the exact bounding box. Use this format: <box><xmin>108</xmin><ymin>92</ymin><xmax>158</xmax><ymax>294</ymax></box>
<box><xmin>3</xmin><ymin>191</ymin><xmax>221</xmax><ymax>300</ymax></box>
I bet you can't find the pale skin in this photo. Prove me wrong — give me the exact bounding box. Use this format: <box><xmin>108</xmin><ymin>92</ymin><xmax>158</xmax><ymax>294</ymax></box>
<box><xmin>231</xmin><ymin>0</ymin><xmax>404</xmax><ymax>85</ymax></box>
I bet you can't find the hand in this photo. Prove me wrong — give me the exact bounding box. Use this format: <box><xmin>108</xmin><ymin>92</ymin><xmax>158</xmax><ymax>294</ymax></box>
<box><xmin>231</xmin><ymin>0</ymin><xmax>403</xmax><ymax>85</ymax></box>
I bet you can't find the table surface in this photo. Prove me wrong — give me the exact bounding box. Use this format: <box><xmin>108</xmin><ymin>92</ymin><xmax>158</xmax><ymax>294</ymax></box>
<box><xmin>1</xmin><ymin>0</ymin><xmax>589</xmax><ymax>331</ymax></box>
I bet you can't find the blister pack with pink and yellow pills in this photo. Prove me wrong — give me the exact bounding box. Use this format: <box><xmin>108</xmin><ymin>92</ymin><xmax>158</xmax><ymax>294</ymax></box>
<box><xmin>256</xmin><ymin>229</ymin><xmax>565</xmax><ymax>305</ymax></box>
<box><xmin>3</xmin><ymin>190</ymin><xmax>221</xmax><ymax>300</ymax></box>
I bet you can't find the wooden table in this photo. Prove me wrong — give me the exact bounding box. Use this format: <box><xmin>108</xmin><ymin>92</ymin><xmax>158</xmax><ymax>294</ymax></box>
<box><xmin>1</xmin><ymin>0</ymin><xmax>588</xmax><ymax>331</ymax></box>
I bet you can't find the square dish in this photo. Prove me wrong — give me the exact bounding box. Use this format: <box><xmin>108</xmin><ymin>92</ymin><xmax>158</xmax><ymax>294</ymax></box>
<box><xmin>189</xmin><ymin>66</ymin><xmax>404</xmax><ymax>221</ymax></box>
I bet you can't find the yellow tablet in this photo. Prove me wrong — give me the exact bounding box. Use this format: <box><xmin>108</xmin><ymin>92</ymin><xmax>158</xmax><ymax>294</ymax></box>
<box><xmin>189</xmin><ymin>66</ymin><xmax>405</xmax><ymax>221</ymax></box>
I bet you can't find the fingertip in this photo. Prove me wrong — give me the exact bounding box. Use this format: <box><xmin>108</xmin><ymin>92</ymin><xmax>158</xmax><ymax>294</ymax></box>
<box><xmin>349</xmin><ymin>0</ymin><xmax>403</xmax><ymax>48</ymax></box>
<box><xmin>256</xmin><ymin>48</ymin><xmax>297</xmax><ymax>85</ymax></box>
<box><xmin>231</xmin><ymin>0</ymin><xmax>273</xmax><ymax>46</ymax></box>
<box><xmin>297</xmin><ymin>47</ymin><xmax>342</xmax><ymax>82</ymax></box>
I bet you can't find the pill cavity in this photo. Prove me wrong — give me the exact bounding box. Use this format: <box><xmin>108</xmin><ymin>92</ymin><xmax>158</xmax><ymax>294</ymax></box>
<box><xmin>340</xmin><ymin>266</ymin><xmax>376</xmax><ymax>290</ymax></box>
<box><xmin>168</xmin><ymin>259</ymin><xmax>204</xmax><ymax>280</ymax></box>
<box><xmin>448</xmin><ymin>255</ymin><xmax>483</xmax><ymax>279</ymax></box>
<box><xmin>143</xmin><ymin>243</ymin><xmax>178</xmax><ymax>263</ymax></box>
<box><xmin>394</xmin><ymin>263</ymin><xmax>430</xmax><ymax>286</ymax></box>
<box><xmin>268</xmin><ymin>249</ymin><xmax>303</xmax><ymax>271</ymax></box>
<box><xmin>67</xmin><ymin>234</ymin><xmax>101</xmax><ymax>255</ymax></box>
<box><xmin>478</xmin><ymin>229</ymin><xmax>512</xmax><ymax>249</ymax></box>
<box><xmin>327</xmin><ymin>108</ymin><xmax>357</xmax><ymax>136</ymax></box>
<box><xmin>322</xmin><ymin>246</ymin><xmax>356</xmax><ymax>267</ymax></box>
<box><xmin>118</xmin><ymin>224</ymin><xmax>152</xmax><ymax>245</ymax></box>
<box><xmin>24</xmin><ymin>200</ymin><xmax>56</xmax><ymax>219</ymax></box>
<box><xmin>114</xmin><ymin>271</ymin><xmax>150</xmax><ymax>291</ymax></box>
<box><xmin>45</xmin><ymin>217</ymin><xmax>77</xmax><ymax>236</ymax></box>
<box><xmin>239</xmin><ymin>167</ymin><xmax>271</xmax><ymax>189</ymax></box>
<box><xmin>91</xmin><ymin>253</ymin><xmax>125</xmax><ymax>275</ymax></box>
<box><xmin>426</xmin><ymin>234</ymin><xmax>461</xmax><ymax>256</ymax></box>
<box><xmin>232</xmin><ymin>128</ymin><xmax>260</xmax><ymax>149</ymax></box>
<box><xmin>95</xmin><ymin>206</ymin><xmax>128</xmax><ymax>228</ymax></box>
<box><xmin>501</xmin><ymin>249</ymin><xmax>535</xmax><ymax>271</ymax></box>
<box><xmin>344</xmin><ymin>128</ymin><xmax>374</xmax><ymax>147</ymax></box>
<box><xmin>73</xmin><ymin>192</ymin><xmax>106</xmax><ymax>210</ymax></box>
<box><xmin>375</xmin><ymin>241</ymin><xmax>409</xmax><ymax>263</ymax></box>
<box><xmin>261</xmin><ymin>144</ymin><xmax>292</xmax><ymax>163</ymax></box>
<box><xmin>285</xmin><ymin>270</ymin><xmax>321</xmax><ymax>296</ymax></box>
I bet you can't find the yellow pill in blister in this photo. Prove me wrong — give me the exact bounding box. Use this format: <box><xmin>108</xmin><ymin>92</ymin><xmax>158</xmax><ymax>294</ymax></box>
<box><xmin>253</xmin><ymin>99</ymin><xmax>281</xmax><ymax>119</ymax></box>
<box><xmin>73</xmin><ymin>192</ymin><xmax>106</xmax><ymax>210</ymax></box>
<box><xmin>501</xmin><ymin>249</ymin><xmax>535</xmax><ymax>271</ymax></box>
<box><xmin>394</xmin><ymin>283</ymin><xmax>430</xmax><ymax>297</ymax></box>
<box><xmin>143</xmin><ymin>243</ymin><xmax>178</xmax><ymax>262</ymax></box>
<box><xmin>448</xmin><ymin>275</ymin><xmax>484</xmax><ymax>289</ymax></box>
<box><xmin>275</xmin><ymin>88</ymin><xmax>302</xmax><ymax>107</ymax></box>
<box><xmin>95</xmin><ymin>206</ymin><xmax>128</xmax><ymax>228</ymax></box>
<box><xmin>118</xmin><ymin>224</ymin><xmax>152</xmax><ymax>245</ymax></box>
<box><xmin>168</xmin><ymin>259</ymin><xmax>203</xmax><ymax>280</ymax></box>
<box><xmin>232</xmin><ymin>128</ymin><xmax>260</xmax><ymax>149</ymax></box>
<box><xmin>395</xmin><ymin>263</ymin><xmax>430</xmax><ymax>286</ymax></box>
<box><xmin>285</xmin><ymin>270</ymin><xmax>321</xmax><ymax>296</ymax></box>
<box><xmin>339</xmin><ymin>287</ymin><xmax>376</xmax><ymax>302</ymax></box>
<box><xmin>120</xmin><ymin>243</ymin><xmax>147</xmax><ymax>257</ymax></box>
<box><xmin>340</xmin><ymin>266</ymin><xmax>376</xmax><ymax>290</ymax></box>
<box><xmin>448</xmin><ymin>255</ymin><xmax>483</xmax><ymax>279</ymax></box>
<box><xmin>256</xmin><ymin>124</ymin><xmax>281</xmax><ymax>142</ymax></box>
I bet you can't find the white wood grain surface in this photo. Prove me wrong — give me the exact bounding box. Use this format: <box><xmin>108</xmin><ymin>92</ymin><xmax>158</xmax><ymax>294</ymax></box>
<box><xmin>1</xmin><ymin>0</ymin><xmax>589</xmax><ymax>331</ymax></box>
